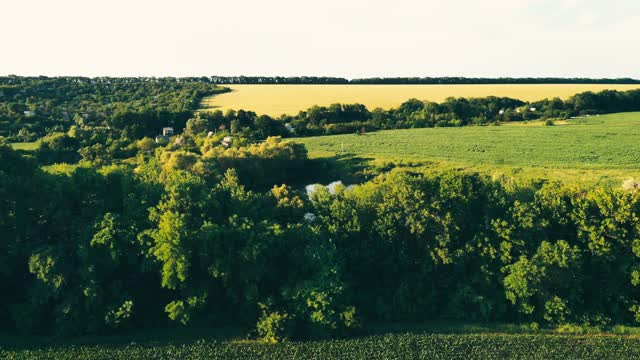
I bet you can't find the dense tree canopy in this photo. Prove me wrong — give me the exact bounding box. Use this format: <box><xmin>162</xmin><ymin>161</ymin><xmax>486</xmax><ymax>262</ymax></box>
<box><xmin>0</xmin><ymin>76</ymin><xmax>227</xmax><ymax>141</ymax></box>
<box><xmin>3</xmin><ymin>136</ymin><xmax>640</xmax><ymax>340</ymax></box>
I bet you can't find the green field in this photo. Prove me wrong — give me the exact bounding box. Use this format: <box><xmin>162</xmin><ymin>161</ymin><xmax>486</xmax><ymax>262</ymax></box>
<box><xmin>200</xmin><ymin>84</ymin><xmax>640</xmax><ymax>116</ymax></box>
<box><xmin>10</xmin><ymin>142</ymin><xmax>38</xmax><ymax>151</ymax></box>
<box><xmin>297</xmin><ymin>112</ymin><xmax>640</xmax><ymax>183</ymax></box>
<box><xmin>4</xmin><ymin>333</ymin><xmax>640</xmax><ymax>359</ymax></box>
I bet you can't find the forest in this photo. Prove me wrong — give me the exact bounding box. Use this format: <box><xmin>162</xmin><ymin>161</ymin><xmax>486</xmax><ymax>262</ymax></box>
<box><xmin>0</xmin><ymin>76</ymin><xmax>227</xmax><ymax>141</ymax></box>
<box><xmin>4</xmin><ymin>136</ymin><xmax>640</xmax><ymax>341</ymax></box>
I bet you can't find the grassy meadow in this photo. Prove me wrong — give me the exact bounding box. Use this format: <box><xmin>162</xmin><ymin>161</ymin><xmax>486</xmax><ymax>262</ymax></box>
<box><xmin>199</xmin><ymin>84</ymin><xmax>640</xmax><ymax>116</ymax></box>
<box><xmin>297</xmin><ymin>112</ymin><xmax>640</xmax><ymax>183</ymax></box>
<box><xmin>10</xmin><ymin>142</ymin><xmax>38</xmax><ymax>151</ymax></box>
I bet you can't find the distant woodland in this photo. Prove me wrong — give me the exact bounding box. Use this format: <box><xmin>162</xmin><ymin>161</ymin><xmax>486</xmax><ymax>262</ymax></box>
<box><xmin>209</xmin><ymin>76</ymin><xmax>640</xmax><ymax>85</ymax></box>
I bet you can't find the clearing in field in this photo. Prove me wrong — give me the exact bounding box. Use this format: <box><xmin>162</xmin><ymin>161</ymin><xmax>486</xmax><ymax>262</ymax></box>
<box><xmin>10</xmin><ymin>142</ymin><xmax>38</xmax><ymax>151</ymax></box>
<box><xmin>199</xmin><ymin>84</ymin><xmax>640</xmax><ymax>116</ymax></box>
<box><xmin>297</xmin><ymin>112</ymin><xmax>640</xmax><ymax>183</ymax></box>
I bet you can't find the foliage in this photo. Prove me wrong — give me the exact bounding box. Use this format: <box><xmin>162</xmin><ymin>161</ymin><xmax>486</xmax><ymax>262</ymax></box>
<box><xmin>0</xmin><ymin>76</ymin><xmax>226</xmax><ymax>141</ymax></box>
<box><xmin>5</xmin><ymin>136</ymin><xmax>640</xmax><ymax>339</ymax></box>
<box><xmin>256</xmin><ymin>305</ymin><xmax>292</xmax><ymax>343</ymax></box>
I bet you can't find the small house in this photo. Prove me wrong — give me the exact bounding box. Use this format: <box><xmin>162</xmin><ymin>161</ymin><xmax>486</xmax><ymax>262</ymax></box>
<box><xmin>155</xmin><ymin>135</ymin><xmax>168</xmax><ymax>144</ymax></box>
<box><xmin>162</xmin><ymin>127</ymin><xmax>174</xmax><ymax>136</ymax></box>
<box><xmin>222</xmin><ymin>136</ymin><xmax>233</xmax><ymax>147</ymax></box>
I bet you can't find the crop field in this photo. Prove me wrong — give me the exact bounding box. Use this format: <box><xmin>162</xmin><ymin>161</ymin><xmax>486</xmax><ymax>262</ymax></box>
<box><xmin>199</xmin><ymin>84</ymin><xmax>640</xmax><ymax>116</ymax></box>
<box><xmin>10</xmin><ymin>142</ymin><xmax>38</xmax><ymax>151</ymax></box>
<box><xmin>4</xmin><ymin>333</ymin><xmax>640</xmax><ymax>359</ymax></box>
<box><xmin>297</xmin><ymin>112</ymin><xmax>640</xmax><ymax>183</ymax></box>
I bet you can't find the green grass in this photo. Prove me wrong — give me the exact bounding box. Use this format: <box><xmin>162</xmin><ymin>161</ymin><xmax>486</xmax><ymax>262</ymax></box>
<box><xmin>4</xmin><ymin>332</ymin><xmax>640</xmax><ymax>359</ymax></box>
<box><xmin>297</xmin><ymin>112</ymin><xmax>640</xmax><ymax>183</ymax></box>
<box><xmin>10</xmin><ymin>142</ymin><xmax>38</xmax><ymax>151</ymax></box>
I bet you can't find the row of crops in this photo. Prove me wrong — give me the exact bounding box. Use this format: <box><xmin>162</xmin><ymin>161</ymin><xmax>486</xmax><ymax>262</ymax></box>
<box><xmin>4</xmin><ymin>333</ymin><xmax>640</xmax><ymax>359</ymax></box>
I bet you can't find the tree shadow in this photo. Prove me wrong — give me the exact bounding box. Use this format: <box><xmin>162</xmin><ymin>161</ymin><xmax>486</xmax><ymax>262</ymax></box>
<box><xmin>304</xmin><ymin>153</ymin><xmax>375</xmax><ymax>186</ymax></box>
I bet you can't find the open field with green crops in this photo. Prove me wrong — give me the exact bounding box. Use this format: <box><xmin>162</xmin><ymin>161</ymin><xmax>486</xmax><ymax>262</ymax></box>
<box><xmin>297</xmin><ymin>112</ymin><xmax>640</xmax><ymax>183</ymax></box>
<box><xmin>199</xmin><ymin>84</ymin><xmax>640</xmax><ymax>116</ymax></box>
<box><xmin>10</xmin><ymin>142</ymin><xmax>38</xmax><ymax>151</ymax></box>
<box><xmin>4</xmin><ymin>333</ymin><xmax>640</xmax><ymax>359</ymax></box>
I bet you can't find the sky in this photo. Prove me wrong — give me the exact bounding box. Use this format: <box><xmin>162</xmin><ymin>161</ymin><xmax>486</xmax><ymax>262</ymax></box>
<box><xmin>1</xmin><ymin>0</ymin><xmax>639</xmax><ymax>78</ymax></box>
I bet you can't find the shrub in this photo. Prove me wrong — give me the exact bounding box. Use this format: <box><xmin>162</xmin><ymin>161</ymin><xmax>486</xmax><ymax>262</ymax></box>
<box><xmin>256</xmin><ymin>309</ymin><xmax>292</xmax><ymax>343</ymax></box>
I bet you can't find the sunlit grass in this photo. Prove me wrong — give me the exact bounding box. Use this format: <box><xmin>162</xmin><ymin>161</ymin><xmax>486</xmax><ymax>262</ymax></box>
<box><xmin>11</xmin><ymin>141</ymin><xmax>38</xmax><ymax>151</ymax></box>
<box><xmin>298</xmin><ymin>112</ymin><xmax>640</xmax><ymax>184</ymax></box>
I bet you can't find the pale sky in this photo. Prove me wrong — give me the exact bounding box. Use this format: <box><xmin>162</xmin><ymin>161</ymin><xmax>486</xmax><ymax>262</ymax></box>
<box><xmin>1</xmin><ymin>0</ymin><xmax>639</xmax><ymax>78</ymax></box>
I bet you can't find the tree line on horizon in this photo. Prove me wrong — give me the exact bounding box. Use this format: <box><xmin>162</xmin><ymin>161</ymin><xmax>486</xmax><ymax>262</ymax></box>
<box><xmin>4</xmin><ymin>75</ymin><xmax>640</xmax><ymax>86</ymax></box>
<box><xmin>210</xmin><ymin>76</ymin><xmax>640</xmax><ymax>85</ymax></box>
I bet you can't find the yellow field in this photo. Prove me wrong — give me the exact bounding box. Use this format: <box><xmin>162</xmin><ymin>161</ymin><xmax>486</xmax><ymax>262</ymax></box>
<box><xmin>199</xmin><ymin>84</ymin><xmax>640</xmax><ymax>116</ymax></box>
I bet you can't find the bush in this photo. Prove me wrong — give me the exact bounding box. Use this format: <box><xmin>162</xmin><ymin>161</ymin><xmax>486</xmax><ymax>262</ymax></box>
<box><xmin>554</xmin><ymin>323</ymin><xmax>602</xmax><ymax>335</ymax></box>
<box><xmin>256</xmin><ymin>309</ymin><xmax>292</xmax><ymax>343</ymax></box>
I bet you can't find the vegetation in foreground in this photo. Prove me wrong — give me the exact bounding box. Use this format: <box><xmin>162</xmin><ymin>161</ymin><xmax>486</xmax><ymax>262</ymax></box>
<box><xmin>5</xmin><ymin>135</ymin><xmax>640</xmax><ymax>342</ymax></box>
<box><xmin>4</xmin><ymin>331</ymin><xmax>640</xmax><ymax>359</ymax></box>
